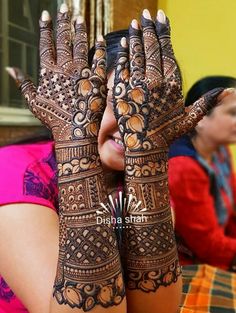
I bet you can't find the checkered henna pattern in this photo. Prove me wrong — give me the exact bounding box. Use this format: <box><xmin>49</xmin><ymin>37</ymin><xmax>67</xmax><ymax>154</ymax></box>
<box><xmin>15</xmin><ymin>9</ymin><xmax>125</xmax><ymax>311</ymax></box>
<box><xmin>113</xmin><ymin>14</ymin><xmax>223</xmax><ymax>292</ymax></box>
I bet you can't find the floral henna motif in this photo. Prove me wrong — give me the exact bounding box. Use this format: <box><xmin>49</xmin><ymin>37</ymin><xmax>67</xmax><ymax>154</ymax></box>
<box><xmin>123</xmin><ymin>152</ymin><xmax>181</xmax><ymax>292</ymax></box>
<box><xmin>14</xmin><ymin>7</ymin><xmax>124</xmax><ymax>311</ymax></box>
<box><xmin>18</xmin><ymin>11</ymin><xmax>106</xmax><ymax>144</ymax></box>
<box><xmin>113</xmin><ymin>13</ymin><xmax>223</xmax><ymax>292</ymax></box>
<box><xmin>53</xmin><ymin>144</ymin><xmax>125</xmax><ymax>310</ymax></box>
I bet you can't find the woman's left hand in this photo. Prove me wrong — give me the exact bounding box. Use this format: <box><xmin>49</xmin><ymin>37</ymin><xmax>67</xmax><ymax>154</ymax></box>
<box><xmin>113</xmin><ymin>9</ymin><xmax>224</xmax><ymax>153</ymax></box>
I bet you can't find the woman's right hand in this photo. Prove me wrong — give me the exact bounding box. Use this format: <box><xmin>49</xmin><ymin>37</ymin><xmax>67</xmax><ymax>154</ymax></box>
<box><xmin>8</xmin><ymin>4</ymin><xmax>106</xmax><ymax>144</ymax></box>
<box><xmin>7</xmin><ymin>5</ymin><xmax>126</xmax><ymax>312</ymax></box>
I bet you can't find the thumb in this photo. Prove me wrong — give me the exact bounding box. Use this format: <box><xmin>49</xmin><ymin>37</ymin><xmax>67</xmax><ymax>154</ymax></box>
<box><xmin>5</xmin><ymin>67</ymin><xmax>37</xmax><ymax>111</ymax></box>
<box><xmin>199</xmin><ymin>87</ymin><xmax>225</xmax><ymax>112</ymax></box>
<box><xmin>169</xmin><ymin>87</ymin><xmax>224</xmax><ymax>143</ymax></box>
<box><xmin>182</xmin><ymin>87</ymin><xmax>224</xmax><ymax>132</ymax></box>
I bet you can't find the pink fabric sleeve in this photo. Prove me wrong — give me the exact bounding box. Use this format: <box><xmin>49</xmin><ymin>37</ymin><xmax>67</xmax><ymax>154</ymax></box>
<box><xmin>0</xmin><ymin>141</ymin><xmax>58</xmax><ymax>212</ymax></box>
<box><xmin>0</xmin><ymin>141</ymin><xmax>58</xmax><ymax>312</ymax></box>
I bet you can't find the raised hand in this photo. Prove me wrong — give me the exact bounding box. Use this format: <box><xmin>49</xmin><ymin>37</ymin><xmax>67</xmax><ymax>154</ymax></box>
<box><xmin>8</xmin><ymin>5</ymin><xmax>125</xmax><ymax>312</ymax></box>
<box><xmin>113</xmin><ymin>11</ymin><xmax>223</xmax><ymax>153</ymax></box>
<box><xmin>112</xmin><ymin>9</ymin><xmax>223</xmax><ymax>294</ymax></box>
<box><xmin>11</xmin><ymin>8</ymin><xmax>106</xmax><ymax>144</ymax></box>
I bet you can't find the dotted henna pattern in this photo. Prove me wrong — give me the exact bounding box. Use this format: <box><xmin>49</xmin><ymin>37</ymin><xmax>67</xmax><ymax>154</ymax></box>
<box><xmin>113</xmin><ymin>15</ymin><xmax>223</xmax><ymax>292</ymax></box>
<box><xmin>17</xmin><ymin>10</ymin><xmax>125</xmax><ymax>312</ymax></box>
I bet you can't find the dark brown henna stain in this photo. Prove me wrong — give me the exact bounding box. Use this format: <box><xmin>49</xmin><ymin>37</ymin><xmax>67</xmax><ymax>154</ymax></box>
<box><xmin>17</xmin><ymin>11</ymin><xmax>124</xmax><ymax>312</ymax></box>
<box><xmin>113</xmin><ymin>14</ymin><xmax>223</xmax><ymax>293</ymax></box>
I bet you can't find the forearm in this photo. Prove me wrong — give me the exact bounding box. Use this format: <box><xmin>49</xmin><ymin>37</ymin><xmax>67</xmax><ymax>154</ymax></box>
<box><xmin>51</xmin><ymin>141</ymin><xmax>125</xmax><ymax>312</ymax></box>
<box><xmin>123</xmin><ymin>150</ymin><xmax>182</xmax><ymax>313</ymax></box>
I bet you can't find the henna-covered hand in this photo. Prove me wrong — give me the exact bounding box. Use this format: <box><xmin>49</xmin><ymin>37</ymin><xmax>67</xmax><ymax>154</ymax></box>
<box><xmin>14</xmin><ymin>13</ymin><xmax>106</xmax><ymax>143</ymax></box>
<box><xmin>8</xmin><ymin>5</ymin><xmax>125</xmax><ymax>311</ymax></box>
<box><xmin>113</xmin><ymin>10</ymin><xmax>224</xmax><ymax>292</ymax></box>
<box><xmin>114</xmin><ymin>13</ymin><xmax>223</xmax><ymax>152</ymax></box>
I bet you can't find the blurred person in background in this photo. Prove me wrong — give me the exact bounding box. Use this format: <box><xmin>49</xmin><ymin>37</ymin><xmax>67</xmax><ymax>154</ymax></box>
<box><xmin>169</xmin><ymin>76</ymin><xmax>236</xmax><ymax>271</ymax></box>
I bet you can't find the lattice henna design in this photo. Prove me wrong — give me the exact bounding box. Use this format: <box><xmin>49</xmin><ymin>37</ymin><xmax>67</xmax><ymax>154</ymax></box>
<box><xmin>16</xmin><ymin>9</ymin><xmax>125</xmax><ymax>311</ymax></box>
<box><xmin>19</xmin><ymin>11</ymin><xmax>107</xmax><ymax>144</ymax></box>
<box><xmin>113</xmin><ymin>18</ymin><xmax>223</xmax><ymax>153</ymax></box>
<box><xmin>112</xmin><ymin>14</ymin><xmax>223</xmax><ymax>292</ymax></box>
<box><xmin>53</xmin><ymin>144</ymin><xmax>125</xmax><ymax>310</ymax></box>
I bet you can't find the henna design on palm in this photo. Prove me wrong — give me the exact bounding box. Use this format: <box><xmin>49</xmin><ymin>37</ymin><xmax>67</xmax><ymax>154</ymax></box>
<box><xmin>19</xmin><ymin>12</ymin><xmax>106</xmax><ymax>143</ymax></box>
<box><xmin>113</xmin><ymin>12</ymin><xmax>223</xmax><ymax>292</ymax></box>
<box><xmin>114</xmin><ymin>17</ymin><xmax>223</xmax><ymax>152</ymax></box>
<box><xmin>11</xmin><ymin>8</ymin><xmax>125</xmax><ymax>311</ymax></box>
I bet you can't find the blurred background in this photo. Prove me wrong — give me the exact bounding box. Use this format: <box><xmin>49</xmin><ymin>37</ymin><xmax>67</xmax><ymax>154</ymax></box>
<box><xmin>0</xmin><ymin>0</ymin><xmax>236</xmax><ymax>149</ymax></box>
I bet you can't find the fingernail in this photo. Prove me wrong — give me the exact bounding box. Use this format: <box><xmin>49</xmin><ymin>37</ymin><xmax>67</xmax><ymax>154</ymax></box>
<box><xmin>121</xmin><ymin>37</ymin><xmax>128</xmax><ymax>48</ymax></box>
<box><xmin>5</xmin><ymin>67</ymin><xmax>16</xmax><ymax>80</ymax></box>
<box><xmin>60</xmin><ymin>3</ymin><xmax>68</xmax><ymax>13</ymax></box>
<box><xmin>41</xmin><ymin>10</ymin><xmax>50</xmax><ymax>21</ymax></box>
<box><xmin>157</xmin><ymin>9</ymin><xmax>166</xmax><ymax>23</ymax></box>
<box><xmin>131</xmin><ymin>19</ymin><xmax>139</xmax><ymax>29</ymax></box>
<box><xmin>143</xmin><ymin>9</ymin><xmax>152</xmax><ymax>20</ymax></box>
<box><xmin>97</xmin><ymin>34</ymin><xmax>104</xmax><ymax>41</ymax></box>
<box><xmin>225</xmin><ymin>87</ymin><xmax>235</xmax><ymax>93</ymax></box>
<box><xmin>76</xmin><ymin>15</ymin><xmax>84</xmax><ymax>24</ymax></box>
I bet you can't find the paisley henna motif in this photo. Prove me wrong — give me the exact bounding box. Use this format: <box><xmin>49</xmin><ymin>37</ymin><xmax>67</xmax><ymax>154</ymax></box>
<box><xmin>113</xmin><ymin>12</ymin><xmax>223</xmax><ymax>292</ymax></box>
<box><xmin>15</xmin><ymin>8</ymin><xmax>124</xmax><ymax>311</ymax></box>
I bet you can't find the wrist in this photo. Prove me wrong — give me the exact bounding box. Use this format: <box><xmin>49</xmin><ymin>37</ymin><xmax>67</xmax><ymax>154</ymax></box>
<box><xmin>124</xmin><ymin>148</ymin><xmax>169</xmax><ymax>180</ymax></box>
<box><xmin>54</xmin><ymin>140</ymin><xmax>102</xmax><ymax>182</ymax></box>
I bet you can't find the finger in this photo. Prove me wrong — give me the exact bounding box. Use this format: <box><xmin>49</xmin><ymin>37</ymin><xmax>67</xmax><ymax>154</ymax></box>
<box><xmin>155</xmin><ymin>10</ymin><xmax>178</xmax><ymax>79</ymax></box>
<box><xmin>114</xmin><ymin>37</ymin><xmax>130</xmax><ymax>89</ymax></box>
<box><xmin>113</xmin><ymin>37</ymin><xmax>130</xmax><ymax>123</ymax></box>
<box><xmin>73</xmin><ymin>16</ymin><xmax>88</xmax><ymax>71</ymax></box>
<box><xmin>216</xmin><ymin>88</ymin><xmax>236</xmax><ymax>103</ymax></box>
<box><xmin>129</xmin><ymin>19</ymin><xmax>145</xmax><ymax>82</ymax></box>
<box><xmin>6</xmin><ymin>67</ymin><xmax>37</xmax><ymax>112</ymax></box>
<box><xmin>91</xmin><ymin>35</ymin><xmax>106</xmax><ymax>81</ymax></box>
<box><xmin>39</xmin><ymin>10</ymin><xmax>56</xmax><ymax>67</ymax></box>
<box><xmin>176</xmin><ymin>88</ymin><xmax>225</xmax><ymax>138</ymax></box>
<box><xmin>141</xmin><ymin>9</ymin><xmax>162</xmax><ymax>83</ymax></box>
<box><xmin>56</xmin><ymin>3</ymin><xmax>73</xmax><ymax>69</ymax></box>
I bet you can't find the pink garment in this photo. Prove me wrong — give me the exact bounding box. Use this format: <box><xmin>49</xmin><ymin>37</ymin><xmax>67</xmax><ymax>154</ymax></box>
<box><xmin>0</xmin><ymin>141</ymin><xmax>58</xmax><ymax>312</ymax></box>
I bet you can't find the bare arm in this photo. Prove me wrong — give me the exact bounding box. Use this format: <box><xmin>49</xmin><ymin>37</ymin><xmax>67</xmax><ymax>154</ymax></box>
<box><xmin>0</xmin><ymin>203</ymin><xmax>59</xmax><ymax>313</ymax></box>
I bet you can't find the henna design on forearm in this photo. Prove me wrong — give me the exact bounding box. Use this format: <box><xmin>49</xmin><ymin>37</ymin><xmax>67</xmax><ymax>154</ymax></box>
<box><xmin>16</xmin><ymin>9</ymin><xmax>125</xmax><ymax>311</ymax></box>
<box><xmin>54</xmin><ymin>144</ymin><xmax>124</xmax><ymax>310</ymax></box>
<box><xmin>113</xmin><ymin>14</ymin><xmax>223</xmax><ymax>292</ymax></box>
<box><xmin>123</xmin><ymin>152</ymin><xmax>180</xmax><ymax>291</ymax></box>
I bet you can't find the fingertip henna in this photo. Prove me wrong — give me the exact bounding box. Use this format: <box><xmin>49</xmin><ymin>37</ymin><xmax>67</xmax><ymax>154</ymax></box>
<box><xmin>155</xmin><ymin>16</ymin><xmax>171</xmax><ymax>37</ymax></box>
<box><xmin>141</xmin><ymin>14</ymin><xmax>155</xmax><ymax>29</ymax></box>
<box><xmin>204</xmin><ymin>87</ymin><xmax>225</xmax><ymax>110</ymax></box>
<box><xmin>57</xmin><ymin>10</ymin><xmax>71</xmax><ymax>23</ymax></box>
<box><xmin>74</xmin><ymin>21</ymin><xmax>88</xmax><ymax>70</ymax></box>
<box><xmin>39</xmin><ymin>18</ymin><xmax>53</xmax><ymax>30</ymax></box>
<box><xmin>129</xmin><ymin>23</ymin><xmax>141</xmax><ymax>37</ymax></box>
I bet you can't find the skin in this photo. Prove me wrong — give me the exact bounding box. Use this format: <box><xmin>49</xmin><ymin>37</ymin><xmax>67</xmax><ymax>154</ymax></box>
<box><xmin>0</xmin><ymin>74</ymin><xmax>181</xmax><ymax>313</ymax></box>
<box><xmin>2</xmin><ymin>5</ymin><xmax>226</xmax><ymax>313</ymax></box>
<box><xmin>99</xmin><ymin>73</ymin><xmax>183</xmax><ymax>313</ymax></box>
<box><xmin>98</xmin><ymin>72</ymin><xmax>125</xmax><ymax>172</ymax></box>
<box><xmin>0</xmin><ymin>204</ymin><xmax>59</xmax><ymax>313</ymax></box>
<box><xmin>192</xmin><ymin>91</ymin><xmax>236</xmax><ymax>162</ymax></box>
